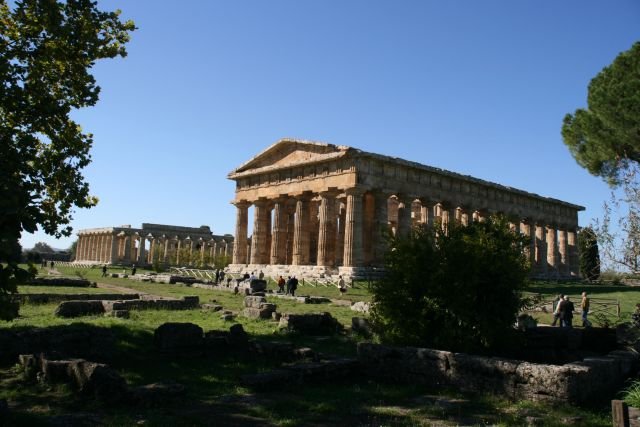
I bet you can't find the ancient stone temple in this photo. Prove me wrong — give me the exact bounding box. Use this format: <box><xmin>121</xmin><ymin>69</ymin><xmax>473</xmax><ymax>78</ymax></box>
<box><xmin>74</xmin><ymin>223</ymin><xmax>233</xmax><ymax>266</ymax></box>
<box><xmin>227</xmin><ymin>139</ymin><xmax>584</xmax><ymax>280</ymax></box>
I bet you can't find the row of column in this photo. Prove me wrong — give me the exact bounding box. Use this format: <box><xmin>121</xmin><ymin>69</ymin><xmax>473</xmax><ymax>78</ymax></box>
<box><xmin>76</xmin><ymin>233</ymin><xmax>232</xmax><ymax>266</ymax></box>
<box><xmin>232</xmin><ymin>189</ymin><xmax>580</xmax><ymax>278</ymax></box>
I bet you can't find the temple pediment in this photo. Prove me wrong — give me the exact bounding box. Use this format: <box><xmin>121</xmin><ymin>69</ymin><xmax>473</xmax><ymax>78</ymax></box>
<box><xmin>228</xmin><ymin>138</ymin><xmax>350</xmax><ymax>178</ymax></box>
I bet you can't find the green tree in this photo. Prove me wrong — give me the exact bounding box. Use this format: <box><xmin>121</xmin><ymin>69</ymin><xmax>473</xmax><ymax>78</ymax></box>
<box><xmin>370</xmin><ymin>216</ymin><xmax>530</xmax><ymax>354</ymax></box>
<box><xmin>562</xmin><ymin>42</ymin><xmax>640</xmax><ymax>185</ymax></box>
<box><xmin>33</xmin><ymin>242</ymin><xmax>55</xmax><ymax>253</ymax></box>
<box><xmin>578</xmin><ymin>227</ymin><xmax>600</xmax><ymax>281</ymax></box>
<box><xmin>0</xmin><ymin>0</ymin><xmax>135</xmax><ymax>320</ymax></box>
<box><xmin>68</xmin><ymin>239</ymin><xmax>78</xmax><ymax>261</ymax></box>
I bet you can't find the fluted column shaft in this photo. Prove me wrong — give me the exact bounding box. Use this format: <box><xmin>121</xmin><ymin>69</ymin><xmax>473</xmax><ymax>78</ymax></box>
<box><xmin>138</xmin><ymin>237</ymin><xmax>146</xmax><ymax>265</ymax></box>
<box><xmin>546</xmin><ymin>226</ymin><xmax>558</xmax><ymax>276</ymax></box>
<box><xmin>520</xmin><ymin>221</ymin><xmax>536</xmax><ymax>268</ymax></box>
<box><xmin>568</xmin><ymin>230</ymin><xmax>579</xmax><ymax>277</ymax></box>
<box><xmin>535</xmin><ymin>225</ymin><xmax>547</xmax><ymax>276</ymax></box>
<box><xmin>558</xmin><ymin>228</ymin><xmax>568</xmax><ymax>277</ymax></box>
<box><xmin>317</xmin><ymin>193</ymin><xmax>337</xmax><ymax>266</ymax></box>
<box><xmin>292</xmin><ymin>197</ymin><xmax>311</xmax><ymax>265</ymax></box>
<box><xmin>251</xmin><ymin>200</ymin><xmax>270</xmax><ymax>265</ymax></box>
<box><xmin>109</xmin><ymin>234</ymin><xmax>117</xmax><ymax>263</ymax></box>
<box><xmin>270</xmin><ymin>199</ymin><xmax>288</xmax><ymax>264</ymax></box>
<box><xmin>232</xmin><ymin>201</ymin><xmax>249</xmax><ymax>264</ymax></box>
<box><xmin>343</xmin><ymin>189</ymin><xmax>364</xmax><ymax>267</ymax></box>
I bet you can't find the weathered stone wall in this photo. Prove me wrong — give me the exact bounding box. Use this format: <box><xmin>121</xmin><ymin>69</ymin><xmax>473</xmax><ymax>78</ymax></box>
<box><xmin>357</xmin><ymin>343</ymin><xmax>638</xmax><ymax>404</ymax></box>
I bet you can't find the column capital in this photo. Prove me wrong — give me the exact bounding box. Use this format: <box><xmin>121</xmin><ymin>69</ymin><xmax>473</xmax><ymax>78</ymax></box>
<box><xmin>232</xmin><ymin>199</ymin><xmax>251</xmax><ymax>208</ymax></box>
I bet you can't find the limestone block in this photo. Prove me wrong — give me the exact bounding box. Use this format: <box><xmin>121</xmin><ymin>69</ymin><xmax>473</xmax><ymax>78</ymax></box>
<box><xmin>55</xmin><ymin>300</ymin><xmax>105</xmax><ymax>318</ymax></box>
<box><xmin>278</xmin><ymin>312</ymin><xmax>341</xmax><ymax>335</ymax></box>
<box><xmin>153</xmin><ymin>322</ymin><xmax>203</xmax><ymax>352</ymax></box>
<box><xmin>243</xmin><ymin>305</ymin><xmax>276</xmax><ymax>319</ymax></box>
<box><xmin>244</xmin><ymin>296</ymin><xmax>267</xmax><ymax>308</ymax></box>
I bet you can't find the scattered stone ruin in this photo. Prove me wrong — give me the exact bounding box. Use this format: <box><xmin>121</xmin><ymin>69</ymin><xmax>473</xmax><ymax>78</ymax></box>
<box><xmin>74</xmin><ymin>223</ymin><xmax>233</xmax><ymax>266</ymax></box>
<box><xmin>228</xmin><ymin>138</ymin><xmax>584</xmax><ymax>280</ymax></box>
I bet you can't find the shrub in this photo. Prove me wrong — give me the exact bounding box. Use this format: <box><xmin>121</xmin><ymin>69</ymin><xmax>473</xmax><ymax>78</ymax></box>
<box><xmin>370</xmin><ymin>215</ymin><xmax>530</xmax><ymax>354</ymax></box>
<box><xmin>578</xmin><ymin>227</ymin><xmax>600</xmax><ymax>281</ymax></box>
<box><xmin>622</xmin><ymin>380</ymin><xmax>640</xmax><ymax>408</ymax></box>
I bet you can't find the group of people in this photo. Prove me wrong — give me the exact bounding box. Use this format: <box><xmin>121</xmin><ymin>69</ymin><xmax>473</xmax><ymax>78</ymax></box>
<box><xmin>276</xmin><ymin>276</ymin><xmax>299</xmax><ymax>296</ymax></box>
<box><xmin>551</xmin><ymin>291</ymin><xmax>590</xmax><ymax>328</ymax></box>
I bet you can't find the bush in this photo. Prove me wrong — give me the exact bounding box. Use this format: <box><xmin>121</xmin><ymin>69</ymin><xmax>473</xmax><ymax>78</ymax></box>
<box><xmin>370</xmin><ymin>216</ymin><xmax>530</xmax><ymax>354</ymax></box>
<box><xmin>578</xmin><ymin>227</ymin><xmax>600</xmax><ymax>281</ymax></box>
<box><xmin>622</xmin><ymin>380</ymin><xmax>640</xmax><ymax>408</ymax></box>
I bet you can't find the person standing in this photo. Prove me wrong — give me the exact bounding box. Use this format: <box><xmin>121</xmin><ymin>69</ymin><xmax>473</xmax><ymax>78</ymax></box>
<box><xmin>551</xmin><ymin>294</ymin><xmax>564</xmax><ymax>326</ymax></box>
<box><xmin>290</xmin><ymin>276</ymin><xmax>298</xmax><ymax>296</ymax></box>
<box><xmin>338</xmin><ymin>276</ymin><xmax>346</xmax><ymax>294</ymax></box>
<box><xmin>277</xmin><ymin>276</ymin><xmax>285</xmax><ymax>293</ymax></box>
<box><xmin>561</xmin><ymin>296</ymin><xmax>575</xmax><ymax>328</ymax></box>
<box><xmin>102</xmin><ymin>265</ymin><xmax>107</xmax><ymax>277</ymax></box>
<box><xmin>131</xmin><ymin>264</ymin><xmax>137</xmax><ymax>276</ymax></box>
<box><xmin>581</xmin><ymin>292</ymin><xmax>591</xmax><ymax>327</ymax></box>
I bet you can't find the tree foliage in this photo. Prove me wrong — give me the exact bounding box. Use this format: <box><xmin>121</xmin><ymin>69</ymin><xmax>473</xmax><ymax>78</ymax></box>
<box><xmin>577</xmin><ymin>227</ymin><xmax>600</xmax><ymax>281</ymax></box>
<box><xmin>562</xmin><ymin>42</ymin><xmax>640</xmax><ymax>186</ymax></box>
<box><xmin>33</xmin><ymin>242</ymin><xmax>55</xmax><ymax>253</ymax></box>
<box><xmin>370</xmin><ymin>216</ymin><xmax>530</xmax><ymax>354</ymax></box>
<box><xmin>592</xmin><ymin>166</ymin><xmax>640</xmax><ymax>274</ymax></box>
<box><xmin>0</xmin><ymin>0</ymin><xmax>135</xmax><ymax>320</ymax></box>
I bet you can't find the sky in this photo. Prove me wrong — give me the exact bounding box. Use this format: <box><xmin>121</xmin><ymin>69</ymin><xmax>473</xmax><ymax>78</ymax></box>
<box><xmin>19</xmin><ymin>0</ymin><xmax>640</xmax><ymax>251</ymax></box>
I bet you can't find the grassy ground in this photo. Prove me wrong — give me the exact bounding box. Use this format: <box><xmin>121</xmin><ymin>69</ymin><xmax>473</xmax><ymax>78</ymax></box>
<box><xmin>0</xmin><ymin>268</ymin><xmax>632</xmax><ymax>425</ymax></box>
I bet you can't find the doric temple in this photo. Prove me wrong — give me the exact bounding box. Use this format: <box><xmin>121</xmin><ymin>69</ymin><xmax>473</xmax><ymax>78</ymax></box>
<box><xmin>228</xmin><ymin>139</ymin><xmax>585</xmax><ymax>280</ymax></box>
<box><xmin>74</xmin><ymin>223</ymin><xmax>233</xmax><ymax>266</ymax></box>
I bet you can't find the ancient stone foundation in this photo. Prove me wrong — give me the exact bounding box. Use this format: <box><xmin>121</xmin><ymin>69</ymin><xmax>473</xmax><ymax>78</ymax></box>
<box><xmin>357</xmin><ymin>342</ymin><xmax>638</xmax><ymax>404</ymax></box>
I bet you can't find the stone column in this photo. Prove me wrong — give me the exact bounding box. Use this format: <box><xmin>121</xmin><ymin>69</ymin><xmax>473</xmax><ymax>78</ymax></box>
<box><xmin>396</xmin><ymin>196</ymin><xmax>412</xmax><ymax>238</ymax></box>
<box><xmin>270</xmin><ymin>198</ymin><xmax>288</xmax><ymax>265</ymax></box>
<box><xmin>75</xmin><ymin>236</ymin><xmax>83</xmax><ymax>261</ymax></box>
<box><xmin>317</xmin><ymin>192</ymin><xmax>337</xmax><ymax>266</ymax></box>
<box><xmin>343</xmin><ymin>188</ymin><xmax>364</xmax><ymax>267</ymax></box>
<box><xmin>123</xmin><ymin>235</ymin><xmax>131</xmax><ymax>263</ymax></box>
<box><xmin>419</xmin><ymin>200</ymin><xmax>433</xmax><ymax>227</ymax></box>
<box><xmin>535</xmin><ymin>224</ymin><xmax>547</xmax><ymax>277</ymax></box>
<box><xmin>176</xmin><ymin>238</ymin><xmax>182</xmax><ymax>265</ymax></box>
<box><xmin>292</xmin><ymin>196</ymin><xmax>311</xmax><ymax>265</ymax></box>
<box><xmin>250</xmin><ymin>199</ymin><xmax>269</xmax><ymax>265</ymax></box>
<box><xmin>460</xmin><ymin>209</ymin><xmax>470</xmax><ymax>226</ymax></box>
<box><xmin>558</xmin><ymin>228</ymin><xmax>568</xmax><ymax>278</ymax></box>
<box><xmin>374</xmin><ymin>192</ymin><xmax>389</xmax><ymax>265</ymax></box>
<box><xmin>335</xmin><ymin>201</ymin><xmax>346</xmax><ymax>266</ymax></box>
<box><xmin>232</xmin><ymin>201</ymin><xmax>250</xmax><ymax>264</ymax></box>
<box><xmin>520</xmin><ymin>220</ymin><xmax>536</xmax><ymax>268</ymax></box>
<box><xmin>568</xmin><ymin>229</ymin><xmax>579</xmax><ymax>277</ymax></box>
<box><xmin>546</xmin><ymin>226</ymin><xmax>558</xmax><ymax>277</ymax></box>
<box><xmin>138</xmin><ymin>236</ymin><xmax>146</xmax><ymax>265</ymax></box>
<box><xmin>286</xmin><ymin>209</ymin><xmax>296</xmax><ymax>264</ymax></box>
<box><xmin>109</xmin><ymin>234</ymin><xmax>117</xmax><ymax>264</ymax></box>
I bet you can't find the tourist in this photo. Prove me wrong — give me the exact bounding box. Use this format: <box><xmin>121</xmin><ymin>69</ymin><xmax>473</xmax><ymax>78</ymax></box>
<box><xmin>215</xmin><ymin>269</ymin><xmax>220</xmax><ymax>284</ymax></box>
<box><xmin>250</xmin><ymin>271</ymin><xmax>257</xmax><ymax>281</ymax></box>
<box><xmin>50</xmin><ymin>260</ymin><xmax>54</xmax><ymax>269</ymax></box>
<box><xmin>338</xmin><ymin>276</ymin><xmax>346</xmax><ymax>294</ymax></box>
<box><xmin>561</xmin><ymin>296</ymin><xmax>575</xmax><ymax>328</ymax></box>
<box><xmin>285</xmin><ymin>276</ymin><xmax>292</xmax><ymax>295</ymax></box>
<box><xmin>581</xmin><ymin>292</ymin><xmax>591</xmax><ymax>327</ymax></box>
<box><xmin>277</xmin><ymin>276</ymin><xmax>285</xmax><ymax>293</ymax></box>
<box><xmin>258</xmin><ymin>270</ymin><xmax>264</xmax><ymax>280</ymax></box>
<box><xmin>219</xmin><ymin>271</ymin><xmax>225</xmax><ymax>282</ymax></box>
<box><xmin>131</xmin><ymin>264</ymin><xmax>137</xmax><ymax>276</ymax></box>
<box><xmin>290</xmin><ymin>276</ymin><xmax>298</xmax><ymax>296</ymax></box>
<box><xmin>551</xmin><ymin>294</ymin><xmax>564</xmax><ymax>326</ymax></box>
<box><xmin>102</xmin><ymin>265</ymin><xmax>107</xmax><ymax>277</ymax></box>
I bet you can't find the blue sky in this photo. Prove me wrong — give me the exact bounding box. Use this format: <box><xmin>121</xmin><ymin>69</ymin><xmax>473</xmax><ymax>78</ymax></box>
<box><xmin>21</xmin><ymin>0</ymin><xmax>640</xmax><ymax>250</ymax></box>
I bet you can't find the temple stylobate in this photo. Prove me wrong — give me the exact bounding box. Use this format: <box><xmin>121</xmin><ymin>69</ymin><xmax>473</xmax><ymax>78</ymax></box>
<box><xmin>228</xmin><ymin>139</ymin><xmax>585</xmax><ymax>280</ymax></box>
